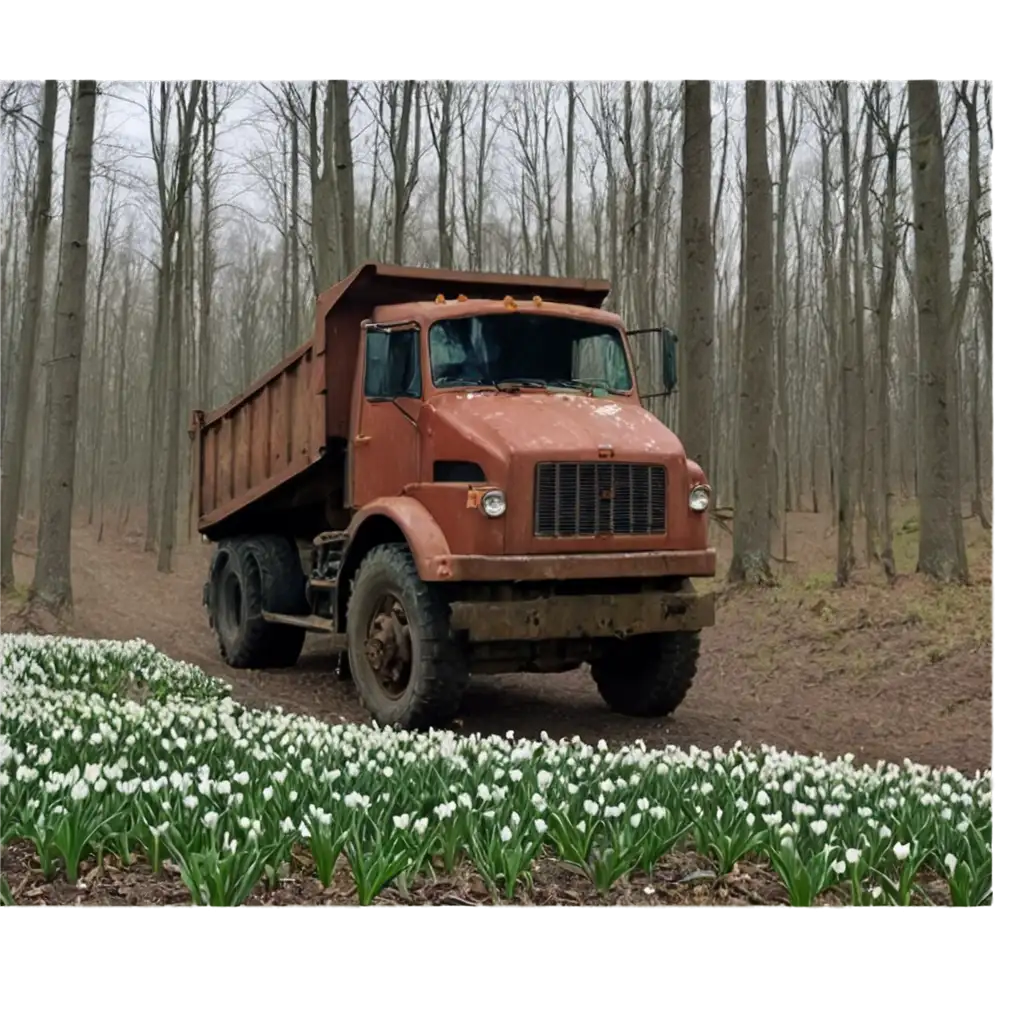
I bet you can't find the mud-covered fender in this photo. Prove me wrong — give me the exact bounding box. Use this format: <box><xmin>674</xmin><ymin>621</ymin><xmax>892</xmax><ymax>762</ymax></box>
<box><xmin>334</xmin><ymin>497</ymin><xmax>454</xmax><ymax>632</ymax></box>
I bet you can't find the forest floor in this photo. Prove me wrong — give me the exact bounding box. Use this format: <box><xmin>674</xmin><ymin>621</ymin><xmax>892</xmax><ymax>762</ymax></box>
<box><xmin>2</xmin><ymin>502</ymin><xmax>992</xmax><ymax>776</ymax></box>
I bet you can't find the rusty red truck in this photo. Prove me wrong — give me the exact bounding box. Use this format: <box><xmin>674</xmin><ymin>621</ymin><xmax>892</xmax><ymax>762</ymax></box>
<box><xmin>191</xmin><ymin>263</ymin><xmax>715</xmax><ymax>730</ymax></box>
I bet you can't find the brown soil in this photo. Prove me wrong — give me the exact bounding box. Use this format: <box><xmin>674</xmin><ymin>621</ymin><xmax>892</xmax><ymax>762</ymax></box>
<box><xmin>2</xmin><ymin>508</ymin><xmax>992</xmax><ymax>774</ymax></box>
<box><xmin>0</xmin><ymin>838</ymin><xmax>952</xmax><ymax>907</ymax></box>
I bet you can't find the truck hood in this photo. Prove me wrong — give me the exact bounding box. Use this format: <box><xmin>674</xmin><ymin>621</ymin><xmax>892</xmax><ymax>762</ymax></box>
<box><xmin>424</xmin><ymin>389</ymin><xmax>684</xmax><ymax>460</ymax></box>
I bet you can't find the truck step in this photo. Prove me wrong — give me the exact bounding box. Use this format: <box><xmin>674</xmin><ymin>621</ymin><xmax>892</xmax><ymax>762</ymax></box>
<box><xmin>308</xmin><ymin>578</ymin><xmax>336</xmax><ymax>590</ymax></box>
<box><xmin>262</xmin><ymin>611</ymin><xmax>335</xmax><ymax>633</ymax></box>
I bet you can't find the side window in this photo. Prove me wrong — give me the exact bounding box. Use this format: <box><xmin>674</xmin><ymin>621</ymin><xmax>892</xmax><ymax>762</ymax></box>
<box><xmin>364</xmin><ymin>327</ymin><xmax>421</xmax><ymax>399</ymax></box>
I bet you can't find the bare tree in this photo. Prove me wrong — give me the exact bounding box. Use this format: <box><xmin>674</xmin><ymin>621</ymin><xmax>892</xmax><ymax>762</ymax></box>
<box><xmin>729</xmin><ymin>81</ymin><xmax>774</xmax><ymax>584</ymax></box>
<box><xmin>680</xmin><ymin>80</ymin><xmax>714</xmax><ymax>484</ymax></box>
<box><xmin>332</xmin><ymin>80</ymin><xmax>357</xmax><ymax>276</ymax></box>
<box><xmin>0</xmin><ymin>80</ymin><xmax>57</xmax><ymax>591</ymax></box>
<box><xmin>426</xmin><ymin>81</ymin><xmax>455</xmax><ymax>268</ymax></box>
<box><xmin>565</xmin><ymin>82</ymin><xmax>576</xmax><ymax>278</ymax></box>
<box><xmin>30</xmin><ymin>81</ymin><xmax>98</xmax><ymax>613</ymax></box>
<box><xmin>836</xmin><ymin>82</ymin><xmax>857</xmax><ymax>585</ymax></box>
<box><xmin>156</xmin><ymin>81</ymin><xmax>201</xmax><ymax>574</ymax></box>
<box><xmin>907</xmin><ymin>80</ymin><xmax>968</xmax><ymax>583</ymax></box>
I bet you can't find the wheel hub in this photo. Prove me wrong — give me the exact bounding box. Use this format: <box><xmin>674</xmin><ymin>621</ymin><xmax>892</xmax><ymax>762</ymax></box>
<box><xmin>364</xmin><ymin>596</ymin><xmax>412</xmax><ymax>697</ymax></box>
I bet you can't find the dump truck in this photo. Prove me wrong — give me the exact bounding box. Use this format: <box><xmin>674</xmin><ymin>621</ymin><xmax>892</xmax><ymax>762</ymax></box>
<box><xmin>191</xmin><ymin>262</ymin><xmax>715</xmax><ymax>730</ymax></box>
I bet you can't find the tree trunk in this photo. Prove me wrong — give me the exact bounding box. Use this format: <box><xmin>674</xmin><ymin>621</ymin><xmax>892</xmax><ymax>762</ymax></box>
<box><xmin>333</xmin><ymin>80</ymin><xmax>357</xmax><ymax>275</ymax></box>
<box><xmin>907</xmin><ymin>80</ymin><xmax>969</xmax><ymax>583</ymax></box>
<box><xmin>30</xmin><ymin>81</ymin><xmax>98</xmax><ymax>614</ymax></box>
<box><xmin>0</xmin><ymin>79</ymin><xmax>58</xmax><ymax>591</ymax></box>
<box><xmin>836</xmin><ymin>83</ymin><xmax>857</xmax><ymax>585</ymax></box>
<box><xmin>565</xmin><ymin>82</ymin><xmax>576</xmax><ymax>278</ymax></box>
<box><xmin>681</xmin><ymin>81</ymin><xmax>714</xmax><ymax>485</ymax></box>
<box><xmin>728</xmin><ymin>81</ymin><xmax>774</xmax><ymax>585</ymax></box>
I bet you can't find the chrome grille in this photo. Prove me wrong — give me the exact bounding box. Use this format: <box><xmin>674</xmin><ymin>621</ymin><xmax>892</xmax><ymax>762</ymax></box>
<box><xmin>534</xmin><ymin>462</ymin><xmax>667</xmax><ymax>537</ymax></box>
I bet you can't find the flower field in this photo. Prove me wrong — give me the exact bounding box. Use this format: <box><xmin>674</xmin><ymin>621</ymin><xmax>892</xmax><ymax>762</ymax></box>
<box><xmin>0</xmin><ymin>633</ymin><xmax>992</xmax><ymax>906</ymax></box>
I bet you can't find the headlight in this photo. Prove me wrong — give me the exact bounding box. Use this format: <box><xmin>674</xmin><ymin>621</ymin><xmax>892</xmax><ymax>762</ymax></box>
<box><xmin>480</xmin><ymin>489</ymin><xmax>507</xmax><ymax>518</ymax></box>
<box><xmin>688</xmin><ymin>484</ymin><xmax>711</xmax><ymax>513</ymax></box>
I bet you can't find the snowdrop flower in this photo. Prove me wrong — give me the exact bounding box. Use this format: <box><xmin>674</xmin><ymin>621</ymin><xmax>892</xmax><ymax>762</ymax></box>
<box><xmin>637</xmin><ymin>797</ymin><xmax>650</xmax><ymax>812</ymax></box>
<box><xmin>755</xmin><ymin>790</ymin><xmax>770</xmax><ymax>808</ymax></box>
<box><xmin>655</xmin><ymin>763</ymin><xmax>669</xmax><ymax>777</ymax></box>
<box><xmin>70</xmin><ymin>780</ymin><xmax>89</xmax><ymax>802</ymax></box>
<box><xmin>630</xmin><ymin>813</ymin><xmax>643</xmax><ymax>828</ymax></box>
<box><xmin>743</xmin><ymin>813</ymin><xmax>755</xmax><ymax>829</ymax></box>
<box><xmin>599</xmin><ymin>778</ymin><xmax>615</xmax><ymax>794</ymax></box>
<box><xmin>279</xmin><ymin>816</ymin><xmax>296</xmax><ymax>833</ymax></box>
<box><xmin>500</xmin><ymin>825</ymin><xmax>513</xmax><ymax>843</ymax></box>
<box><xmin>810</xmin><ymin>820</ymin><xmax>828</xmax><ymax>837</ymax></box>
<box><xmin>94</xmin><ymin>778</ymin><xmax>108</xmax><ymax>793</ymax></box>
<box><xmin>477</xmin><ymin>783</ymin><xmax>491</xmax><ymax>802</ymax></box>
<box><xmin>831</xmin><ymin>859</ymin><xmax>846</xmax><ymax>876</ymax></box>
<box><xmin>878</xmin><ymin>824</ymin><xmax>892</xmax><ymax>839</ymax></box>
<box><xmin>216</xmin><ymin>780</ymin><xmax>231</xmax><ymax>795</ymax></box>
<box><xmin>534</xmin><ymin>819</ymin><xmax>548</xmax><ymax>835</ymax></box>
<box><xmin>510</xmin><ymin>810</ymin><xmax>521</xmax><ymax>827</ymax></box>
<box><xmin>393</xmin><ymin>813</ymin><xmax>411</xmax><ymax>830</ymax></box>
<box><xmin>700</xmin><ymin>781</ymin><xmax>713</xmax><ymax>796</ymax></box>
<box><xmin>650</xmin><ymin>806</ymin><xmax>667</xmax><ymax>821</ymax></box>
<box><xmin>870</xmin><ymin>886</ymin><xmax>883</xmax><ymax>901</ymax></box>
<box><xmin>509</xmin><ymin>769</ymin><xmax>523</xmax><ymax>783</ymax></box>
<box><xmin>434</xmin><ymin>801</ymin><xmax>456</xmax><ymax>821</ymax></box>
<box><xmin>203</xmin><ymin>811</ymin><xmax>219</xmax><ymax>829</ymax></box>
<box><xmin>299</xmin><ymin>821</ymin><xmax>311</xmax><ymax>838</ymax></box>
<box><xmin>761</xmin><ymin>811</ymin><xmax>783</xmax><ymax>828</ymax></box>
<box><xmin>537</xmin><ymin>770</ymin><xmax>553</xmax><ymax>791</ymax></box>
<box><xmin>84</xmin><ymin>764</ymin><xmax>101</xmax><ymax>784</ymax></box>
<box><xmin>944</xmin><ymin>853</ymin><xmax>958</xmax><ymax>874</ymax></box>
<box><xmin>956</xmin><ymin>820</ymin><xmax>970</xmax><ymax>834</ymax></box>
<box><xmin>583</xmin><ymin>799</ymin><xmax>599</xmax><ymax>816</ymax></box>
<box><xmin>845</xmin><ymin>848</ymin><xmax>861</xmax><ymax>865</ymax></box>
<box><xmin>893</xmin><ymin>842</ymin><xmax>911</xmax><ymax>861</ymax></box>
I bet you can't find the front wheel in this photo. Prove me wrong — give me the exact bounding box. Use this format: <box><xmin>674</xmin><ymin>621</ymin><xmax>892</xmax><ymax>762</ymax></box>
<box><xmin>589</xmin><ymin>630</ymin><xmax>701</xmax><ymax>718</ymax></box>
<box><xmin>345</xmin><ymin>543</ymin><xmax>468</xmax><ymax>729</ymax></box>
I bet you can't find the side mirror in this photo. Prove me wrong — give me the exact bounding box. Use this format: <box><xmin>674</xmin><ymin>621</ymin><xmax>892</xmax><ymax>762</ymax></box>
<box><xmin>661</xmin><ymin>327</ymin><xmax>679</xmax><ymax>394</ymax></box>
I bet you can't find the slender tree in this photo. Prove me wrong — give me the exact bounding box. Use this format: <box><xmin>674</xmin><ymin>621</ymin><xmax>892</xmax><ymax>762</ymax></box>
<box><xmin>30</xmin><ymin>81</ymin><xmax>98</xmax><ymax>613</ymax></box>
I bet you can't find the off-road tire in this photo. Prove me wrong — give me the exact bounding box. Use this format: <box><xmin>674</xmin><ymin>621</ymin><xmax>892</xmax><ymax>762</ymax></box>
<box><xmin>346</xmin><ymin>542</ymin><xmax>468</xmax><ymax>729</ymax></box>
<box><xmin>589</xmin><ymin>630</ymin><xmax>701</xmax><ymax>718</ymax></box>
<box><xmin>211</xmin><ymin>535</ymin><xmax>307</xmax><ymax>669</ymax></box>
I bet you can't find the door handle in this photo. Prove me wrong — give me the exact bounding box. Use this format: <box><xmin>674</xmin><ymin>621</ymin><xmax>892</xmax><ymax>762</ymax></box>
<box><xmin>354</xmin><ymin>434</ymin><xmax>371</xmax><ymax>446</ymax></box>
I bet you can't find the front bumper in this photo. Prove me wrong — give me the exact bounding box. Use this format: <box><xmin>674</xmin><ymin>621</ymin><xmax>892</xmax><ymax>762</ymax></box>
<box><xmin>427</xmin><ymin>547</ymin><xmax>716</xmax><ymax>582</ymax></box>
<box><xmin>448</xmin><ymin>588</ymin><xmax>715</xmax><ymax>642</ymax></box>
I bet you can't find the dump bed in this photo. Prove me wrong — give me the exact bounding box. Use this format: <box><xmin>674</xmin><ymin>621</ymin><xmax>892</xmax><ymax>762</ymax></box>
<box><xmin>190</xmin><ymin>262</ymin><xmax>611</xmax><ymax>539</ymax></box>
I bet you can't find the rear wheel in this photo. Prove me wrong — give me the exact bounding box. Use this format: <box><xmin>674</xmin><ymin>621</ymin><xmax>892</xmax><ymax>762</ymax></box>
<box><xmin>589</xmin><ymin>629</ymin><xmax>701</xmax><ymax>718</ymax></box>
<box><xmin>346</xmin><ymin>543</ymin><xmax>468</xmax><ymax>729</ymax></box>
<box><xmin>210</xmin><ymin>535</ymin><xmax>307</xmax><ymax>669</ymax></box>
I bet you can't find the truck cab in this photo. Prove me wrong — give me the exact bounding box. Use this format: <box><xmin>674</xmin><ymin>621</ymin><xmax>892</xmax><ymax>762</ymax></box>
<box><xmin>193</xmin><ymin>264</ymin><xmax>715</xmax><ymax>730</ymax></box>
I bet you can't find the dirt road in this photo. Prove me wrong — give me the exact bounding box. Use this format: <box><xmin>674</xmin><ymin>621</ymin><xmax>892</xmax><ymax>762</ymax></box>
<box><xmin>4</xmin><ymin>514</ymin><xmax>992</xmax><ymax>773</ymax></box>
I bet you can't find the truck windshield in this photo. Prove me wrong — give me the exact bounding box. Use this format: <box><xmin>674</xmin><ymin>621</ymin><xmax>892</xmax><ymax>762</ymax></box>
<box><xmin>428</xmin><ymin>314</ymin><xmax>633</xmax><ymax>393</ymax></box>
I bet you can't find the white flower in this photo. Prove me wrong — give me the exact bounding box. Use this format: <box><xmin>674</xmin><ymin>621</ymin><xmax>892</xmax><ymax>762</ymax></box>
<box><xmin>84</xmin><ymin>764</ymin><xmax>101</xmax><ymax>784</ymax></box>
<box><xmin>203</xmin><ymin>811</ymin><xmax>219</xmax><ymax>829</ymax></box>
<box><xmin>810</xmin><ymin>820</ymin><xmax>828</xmax><ymax>837</ymax></box>
<box><xmin>509</xmin><ymin>769</ymin><xmax>523</xmax><ymax>783</ymax></box>
<box><xmin>650</xmin><ymin>806</ymin><xmax>667</xmax><ymax>821</ymax></box>
<box><xmin>761</xmin><ymin>811</ymin><xmax>782</xmax><ymax>828</ymax></box>
<box><xmin>746</xmin><ymin>813</ymin><xmax>756</xmax><ymax>828</ymax></box>
<box><xmin>956</xmin><ymin>820</ymin><xmax>970</xmax><ymax>834</ymax></box>
<box><xmin>630</xmin><ymin>813</ymin><xmax>643</xmax><ymax>828</ymax></box>
<box><xmin>870</xmin><ymin>886</ymin><xmax>883</xmax><ymax>901</ymax></box>
<box><xmin>755</xmin><ymin>790</ymin><xmax>770</xmax><ymax>808</ymax></box>
<box><xmin>393</xmin><ymin>814</ymin><xmax>411</xmax><ymax>830</ymax></box>
<box><xmin>413</xmin><ymin>817</ymin><xmax>429</xmax><ymax>837</ymax></box>
<box><xmin>583</xmin><ymin>799</ymin><xmax>599</xmax><ymax>816</ymax></box>
<box><xmin>845</xmin><ymin>848</ymin><xmax>861</xmax><ymax>865</ymax></box>
<box><xmin>944</xmin><ymin>853</ymin><xmax>958</xmax><ymax>874</ymax></box>
<box><xmin>215</xmin><ymin>780</ymin><xmax>231</xmax><ymax>795</ymax></box>
<box><xmin>500</xmin><ymin>825</ymin><xmax>513</xmax><ymax>843</ymax></box>
<box><xmin>70</xmin><ymin>780</ymin><xmax>89</xmax><ymax>802</ymax></box>
<box><xmin>534</xmin><ymin>819</ymin><xmax>548</xmax><ymax>835</ymax></box>
<box><xmin>893</xmin><ymin>842</ymin><xmax>911</xmax><ymax>862</ymax></box>
<box><xmin>878</xmin><ymin>824</ymin><xmax>892</xmax><ymax>839</ymax></box>
<box><xmin>700</xmin><ymin>781</ymin><xmax>713</xmax><ymax>796</ymax></box>
<box><xmin>262</xmin><ymin>786</ymin><xmax>274</xmax><ymax>801</ymax></box>
<box><xmin>537</xmin><ymin>770</ymin><xmax>553</xmax><ymax>791</ymax></box>
<box><xmin>637</xmin><ymin>797</ymin><xmax>650</xmax><ymax>812</ymax></box>
<box><xmin>299</xmin><ymin>821</ymin><xmax>311</xmax><ymax>838</ymax></box>
<box><xmin>831</xmin><ymin>859</ymin><xmax>846</xmax><ymax>875</ymax></box>
<box><xmin>477</xmin><ymin>783</ymin><xmax>491</xmax><ymax>802</ymax></box>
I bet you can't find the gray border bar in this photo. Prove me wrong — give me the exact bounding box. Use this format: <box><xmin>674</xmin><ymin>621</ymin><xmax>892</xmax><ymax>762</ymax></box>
<box><xmin>0</xmin><ymin>8</ymin><xmax>1019</xmax><ymax>72</ymax></box>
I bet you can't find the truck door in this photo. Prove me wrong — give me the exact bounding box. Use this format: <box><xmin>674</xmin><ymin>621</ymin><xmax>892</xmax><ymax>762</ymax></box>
<box><xmin>351</xmin><ymin>322</ymin><xmax>422</xmax><ymax>508</ymax></box>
